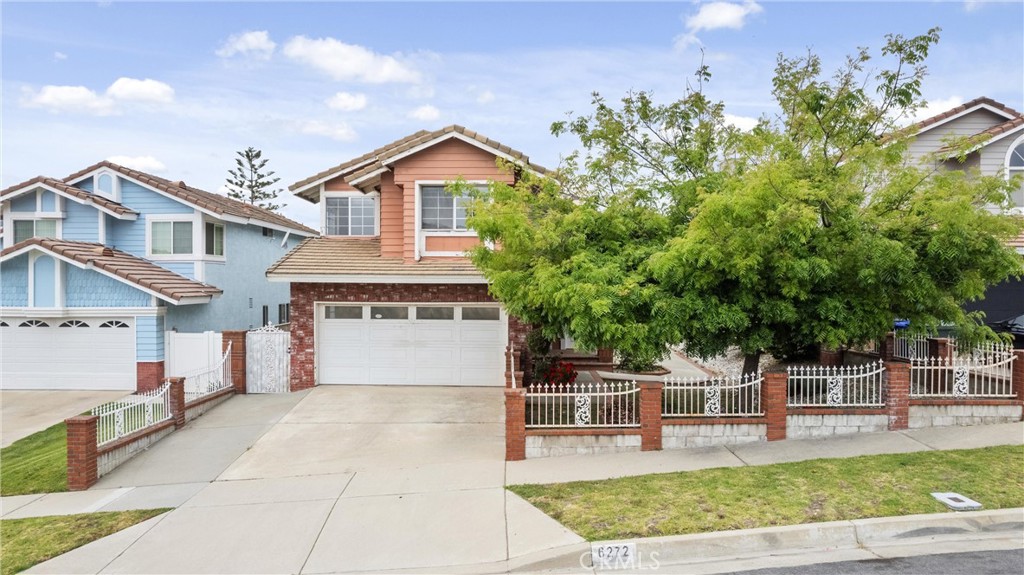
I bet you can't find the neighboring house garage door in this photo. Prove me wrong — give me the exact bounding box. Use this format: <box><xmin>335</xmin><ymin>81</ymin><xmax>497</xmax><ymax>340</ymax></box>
<box><xmin>0</xmin><ymin>318</ymin><xmax>136</xmax><ymax>390</ymax></box>
<box><xmin>317</xmin><ymin>304</ymin><xmax>507</xmax><ymax>386</ymax></box>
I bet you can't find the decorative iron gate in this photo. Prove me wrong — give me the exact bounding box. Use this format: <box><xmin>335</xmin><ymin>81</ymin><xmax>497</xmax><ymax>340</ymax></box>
<box><xmin>246</xmin><ymin>325</ymin><xmax>290</xmax><ymax>393</ymax></box>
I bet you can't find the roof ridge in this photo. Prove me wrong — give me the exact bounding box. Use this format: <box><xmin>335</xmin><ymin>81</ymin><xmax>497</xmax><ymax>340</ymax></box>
<box><xmin>908</xmin><ymin>96</ymin><xmax>1022</xmax><ymax>135</ymax></box>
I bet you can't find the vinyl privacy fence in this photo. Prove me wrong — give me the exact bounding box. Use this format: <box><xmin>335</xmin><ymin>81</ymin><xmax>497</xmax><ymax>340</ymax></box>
<box><xmin>662</xmin><ymin>373</ymin><xmax>763</xmax><ymax>417</ymax></box>
<box><xmin>525</xmin><ymin>381</ymin><xmax>640</xmax><ymax>428</ymax></box>
<box><xmin>92</xmin><ymin>383</ymin><xmax>172</xmax><ymax>446</ymax></box>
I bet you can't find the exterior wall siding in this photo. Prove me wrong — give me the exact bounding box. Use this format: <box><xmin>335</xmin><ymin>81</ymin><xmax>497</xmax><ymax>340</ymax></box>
<box><xmin>163</xmin><ymin>223</ymin><xmax>300</xmax><ymax>332</ymax></box>
<box><xmin>64</xmin><ymin>265</ymin><xmax>151</xmax><ymax>307</ymax></box>
<box><xmin>379</xmin><ymin>171</ymin><xmax>404</xmax><ymax>257</ymax></box>
<box><xmin>906</xmin><ymin>109</ymin><xmax>1010</xmax><ymax>165</ymax></box>
<box><xmin>40</xmin><ymin>191</ymin><xmax>57</xmax><ymax>212</ymax></box>
<box><xmin>32</xmin><ymin>256</ymin><xmax>56</xmax><ymax>307</ymax></box>
<box><xmin>0</xmin><ymin>255</ymin><xmax>29</xmax><ymax>306</ymax></box>
<box><xmin>289</xmin><ymin>282</ymin><xmax>530</xmax><ymax>391</ymax></box>
<box><xmin>10</xmin><ymin>194</ymin><xmax>35</xmax><ymax>212</ymax></box>
<box><xmin>62</xmin><ymin>201</ymin><xmax>100</xmax><ymax>242</ymax></box>
<box><xmin>106</xmin><ymin>178</ymin><xmax>193</xmax><ymax>258</ymax></box>
<box><xmin>161</xmin><ymin>261</ymin><xmax>196</xmax><ymax>279</ymax></box>
<box><xmin>135</xmin><ymin>315</ymin><xmax>165</xmax><ymax>361</ymax></box>
<box><xmin>392</xmin><ymin>138</ymin><xmax>515</xmax><ymax>262</ymax></box>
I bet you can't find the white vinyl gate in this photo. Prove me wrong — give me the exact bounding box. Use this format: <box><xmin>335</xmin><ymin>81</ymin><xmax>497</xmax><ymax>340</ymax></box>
<box><xmin>246</xmin><ymin>325</ymin><xmax>290</xmax><ymax>393</ymax></box>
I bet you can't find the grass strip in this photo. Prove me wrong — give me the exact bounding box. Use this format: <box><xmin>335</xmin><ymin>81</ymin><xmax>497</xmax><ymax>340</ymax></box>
<box><xmin>0</xmin><ymin>509</ymin><xmax>170</xmax><ymax>575</ymax></box>
<box><xmin>1</xmin><ymin>423</ymin><xmax>68</xmax><ymax>496</ymax></box>
<box><xmin>509</xmin><ymin>445</ymin><xmax>1024</xmax><ymax>541</ymax></box>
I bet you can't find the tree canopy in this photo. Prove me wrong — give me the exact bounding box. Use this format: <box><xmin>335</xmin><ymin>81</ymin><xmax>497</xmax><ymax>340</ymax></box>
<box><xmin>226</xmin><ymin>147</ymin><xmax>284</xmax><ymax>212</ymax></box>
<box><xmin>462</xmin><ymin>29</ymin><xmax>1024</xmax><ymax>372</ymax></box>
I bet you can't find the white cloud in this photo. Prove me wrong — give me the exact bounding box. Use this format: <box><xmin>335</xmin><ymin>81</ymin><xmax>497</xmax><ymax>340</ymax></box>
<box><xmin>216</xmin><ymin>30</ymin><xmax>276</xmax><ymax>60</ymax></box>
<box><xmin>53</xmin><ymin>51</ymin><xmax>67</xmax><ymax>61</ymax></box>
<box><xmin>22</xmin><ymin>85</ymin><xmax>115</xmax><ymax>115</ymax></box>
<box><xmin>299</xmin><ymin>120</ymin><xmax>358</xmax><ymax>141</ymax></box>
<box><xmin>408</xmin><ymin>104</ymin><xmax>440</xmax><ymax>121</ymax></box>
<box><xmin>106</xmin><ymin>78</ymin><xmax>175</xmax><ymax>103</ymax></box>
<box><xmin>325</xmin><ymin>91</ymin><xmax>367</xmax><ymax>112</ymax></box>
<box><xmin>283</xmin><ymin>36</ymin><xmax>420</xmax><ymax>83</ymax></box>
<box><xmin>106</xmin><ymin>155</ymin><xmax>167</xmax><ymax>173</ymax></box>
<box><xmin>676</xmin><ymin>1</ymin><xmax>763</xmax><ymax>50</ymax></box>
<box><xmin>964</xmin><ymin>0</ymin><xmax>983</xmax><ymax>12</ymax></box>
<box><xmin>477</xmin><ymin>90</ymin><xmax>495</xmax><ymax>104</ymax></box>
<box><xmin>407</xmin><ymin>84</ymin><xmax>436</xmax><ymax>99</ymax></box>
<box><xmin>724</xmin><ymin>113</ymin><xmax>759</xmax><ymax>131</ymax></box>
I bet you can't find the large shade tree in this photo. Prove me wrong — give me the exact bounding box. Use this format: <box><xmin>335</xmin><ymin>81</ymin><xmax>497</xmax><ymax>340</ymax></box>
<box><xmin>462</xmin><ymin>30</ymin><xmax>1023</xmax><ymax>374</ymax></box>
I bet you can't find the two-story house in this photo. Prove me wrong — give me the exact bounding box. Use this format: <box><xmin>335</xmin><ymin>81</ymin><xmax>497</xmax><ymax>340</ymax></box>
<box><xmin>0</xmin><ymin>161</ymin><xmax>315</xmax><ymax>391</ymax></box>
<box><xmin>268</xmin><ymin>126</ymin><xmax>553</xmax><ymax>389</ymax></box>
<box><xmin>903</xmin><ymin>97</ymin><xmax>1024</xmax><ymax>323</ymax></box>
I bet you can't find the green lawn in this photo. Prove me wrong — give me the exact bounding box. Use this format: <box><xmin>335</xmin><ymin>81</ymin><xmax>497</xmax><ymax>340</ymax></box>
<box><xmin>0</xmin><ymin>509</ymin><xmax>169</xmax><ymax>575</ymax></box>
<box><xmin>509</xmin><ymin>445</ymin><xmax>1024</xmax><ymax>541</ymax></box>
<box><xmin>1</xmin><ymin>423</ymin><xmax>68</xmax><ymax>496</ymax></box>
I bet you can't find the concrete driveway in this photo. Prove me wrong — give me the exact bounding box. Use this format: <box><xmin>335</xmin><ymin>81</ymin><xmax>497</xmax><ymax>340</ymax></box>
<box><xmin>43</xmin><ymin>386</ymin><xmax>580</xmax><ymax>574</ymax></box>
<box><xmin>1</xmin><ymin>390</ymin><xmax>128</xmax><ymax>447</ymax></box>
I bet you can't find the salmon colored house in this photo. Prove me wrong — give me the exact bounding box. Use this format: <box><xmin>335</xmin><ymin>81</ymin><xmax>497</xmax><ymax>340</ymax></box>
<box><xmin>270</xmin><ymin>126</ymin><xmax>578</xmax><ymax>389</ymax></box>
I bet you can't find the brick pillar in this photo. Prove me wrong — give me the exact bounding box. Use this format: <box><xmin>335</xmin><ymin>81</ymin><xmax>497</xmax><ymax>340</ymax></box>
<box><xmin>1012</xmin><ymin>351</ymin><xmax>1024</xmax><ymax>419</ymax></box>
<box><xmin>505</xmin><ymin>388</ymin><xmax>526</xmax><ymax>461</ymax></box>
<box><xmin>597</xmin><ymin>348</ymin><xmax>614</xmax><ymax>365</ymax></box>
<box><xmin>222</xmin><ymin>331</ymin><xmax>247</xmax><ymax>394</ymax></box>
<box><xmin>819</xmin><ymin>347</ymin><xmax>842</xmax><ymax>366</ymax></box>
<box><xmin>884</xmin><ymin>361</ymin><xmax>911</xmax><ymax>430</ymax></box>
<box><xmin>136</xmin><ymin>361</ymin><xmax>165</xmax><ymax>393</ymax></box>
<box><xmin>66</xmin><ymin>415</ymin><xmax>98</xmax><ymax>491</ymax></box>
<box><xmin>505</xmin><ymin>348</ymin><xmax>524</xmax><ymax>388</ymax></box>
<box><xmin>639</xmin><ymin>382</ymin><xmax>663</xmax><ymax>451</ymax></box>
<box><xmin>763</xmin><ymin>371</ymin><xmax>788</xmax><ymax>441</ymax></box>
<box><xmin>882</xmin><ymin>332</ymin><xmax>895</xmax><ymax>362</ymax></box>
<box><xmin>928</xmin><ymin>338</ymin><xmax>954</xmax><ymax>361</ymax></box>
<box><xmin>167</xmin><ymin>377</ymin><xmax>186</xmax><ymax>428</ymax></box>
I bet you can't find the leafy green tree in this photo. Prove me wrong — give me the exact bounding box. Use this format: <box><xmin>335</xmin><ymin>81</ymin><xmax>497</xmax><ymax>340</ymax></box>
<box><xmin>463</xmin><ymin>29</ymin><xmax>1023</xmax><ymax>374</ymax></box>
<box><xmin>226</xmin><ymin>147</ymin><xmax>284</xmax><ymax>212</ymax></box>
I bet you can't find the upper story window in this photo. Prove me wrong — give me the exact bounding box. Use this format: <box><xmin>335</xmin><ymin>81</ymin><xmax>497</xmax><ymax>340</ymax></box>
<box><xmin>325</xmin><ymin>195</ymin><xmax>376</xmax><ymax>236</ymax></box>
<box><xmin>13</xmin><ymin>219</ymin><xmax>58</xmax><ymax>243</ymax></box>
<box><xmin>205</xmin><ymin>222</ymin><xmax>225</xmax><ymax>256</ymax></box>
<box><xmin>151</xmin><ymin>221</ymin><xmax>193</xmax><ymax>255</ymax></box>
<box><xmin>96</xmin><ymin>173</ymin><xmax>114</xmax><ymax>196</ymax></box>
<box><xmin>1008</xmin><ymin>139</ymin><xmax>1024</xmax><ymax>208</ymax></box>
<box><xmin>420</xmin><ymin>185</ymin><xmax>470</xmax><ymax>231</ymax></box>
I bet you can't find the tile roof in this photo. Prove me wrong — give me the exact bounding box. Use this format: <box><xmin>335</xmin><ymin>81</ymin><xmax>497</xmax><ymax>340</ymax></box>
<box><xmin>0</xmin><ymin>238</ymin><xmax>222</xmax><ymax>303</ymax></box>
<box><xmin>62</xmin><ymin>161</ymin><xmax>316</xmax><ymax>235</ymax></box>
<box><xmin>0</xmin><ymin>176</ymin><xmax>137</xmax><ymax>217</ymax></box>
<box><xmin>290</xmin><ymin>125</ymin><xmax>550</xmax><ymax>199</ymax></box>
<box><xmin>266</xmin><ymin>237</ymin><xmax>483</xmax><ymax>278</ymax></box>
<box><xmin>908</xmin><ymin>97</ymin><xmax>1022</xmax><ymax>135</ymax></box>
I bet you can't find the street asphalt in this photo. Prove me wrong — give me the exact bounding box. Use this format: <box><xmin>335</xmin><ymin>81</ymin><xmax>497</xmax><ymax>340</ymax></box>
<box><xmin>729</xmin><ymin>549</ymin><xmax>1024</xmax><ymax>575</ymax></box>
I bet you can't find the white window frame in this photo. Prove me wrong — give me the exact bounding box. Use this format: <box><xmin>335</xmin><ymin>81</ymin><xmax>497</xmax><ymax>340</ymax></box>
<box><xmin>1004</xmin><ymin>134</ymin><xmax>1024</xmax><ymax>211</ymax></box>
<box><xmin>3</xmin><ymin>189</ymin><xmax>66</xmax><ymax>248</ymax></box>
<box><xmin>27</xmin><ymin>252</ymin><xmax>64</xmax><ymax>308</ymax></box>
<box><xmin>145</xmin><ymin>214</ymin><xmax>197</xmax><ymax>260</ymax></box>
<box><xmin>414</xmin><ymin>181</ymin><xmax>483</xmax><ymax>259</ymax></box>
<box><xmin>320</xmin><ymin>191</ymin><xmax>379</xmax><ymax>237</ymax></box>
<box><xmin>93</xmin><ymin>170</ymin><xmax>120</xmax><ymax>201</ymax></box>
<box><xmin>202</xmin><ymin>219</ymin><xmax>227</xmax><ymax>261</ymax></box>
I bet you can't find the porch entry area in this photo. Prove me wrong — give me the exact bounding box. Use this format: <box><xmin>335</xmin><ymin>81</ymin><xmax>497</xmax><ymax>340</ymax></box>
<box><xmin>315</xmin><ymin>303</ymin><xmax>507</xmax><ymax>386</ymax></box>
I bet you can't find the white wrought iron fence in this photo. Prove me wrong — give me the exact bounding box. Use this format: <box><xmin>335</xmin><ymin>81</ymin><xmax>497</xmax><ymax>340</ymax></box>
<box><xmin>893</xmin><ymin>333</ymin><xmax>931</xmax><ymax>361</ymax></box>
<box><xmin>182</xmin><ymin>342</ymin><xmax>233</xmax><ymax>403</ymax></box>
<box><xmin>663</xmin><ymin>373</ymin><xmax>763</xmax><ymax>417</ymax></box>
<box><xmin>525</xmin><ymin>381</ymin><xmax>640</xmax><ymax>428</ymax></box>
<box><xmin>910</xmin><ymin>351</ymin><xmax>1016</xmax><ymax>398</ymax></box>
<box><xmin>787</xmin><ymin>362</ymin><xmax>886</xmax><ymax>407</ymax></box>
<box><xmin>93</xmin><ymin>383</ymin><xmax>172</xmax><ymax>446</ymax></box>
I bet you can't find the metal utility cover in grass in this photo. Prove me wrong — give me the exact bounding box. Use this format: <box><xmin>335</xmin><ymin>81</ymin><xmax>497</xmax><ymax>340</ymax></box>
<box><xmin>931</xmin><ymin>492</ymin><xmax>983</xmax><ymax>511</ymax></box>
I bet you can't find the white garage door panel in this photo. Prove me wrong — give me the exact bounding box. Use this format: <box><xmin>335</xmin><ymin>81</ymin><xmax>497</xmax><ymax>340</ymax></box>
<box><xmin>317</xmin><ymin>304</ymin><xmax>506</xmax><ymax>386</ymax></box>
<box><xmin>1</xmin><ymin>320</ymin><xmax>136</xmax><ymax>390</ymax></box>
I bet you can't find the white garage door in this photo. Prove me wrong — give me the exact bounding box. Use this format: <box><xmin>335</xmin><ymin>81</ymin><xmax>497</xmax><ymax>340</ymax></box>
<box><xmin>1</xmin><ymin>318</ymin><xmax>136</xmax><ymax>390</ymax></box>
<box><xmin>317</xmin><ymin>304</ymin><xmax>507</xmax><ymax>386</ymax></box>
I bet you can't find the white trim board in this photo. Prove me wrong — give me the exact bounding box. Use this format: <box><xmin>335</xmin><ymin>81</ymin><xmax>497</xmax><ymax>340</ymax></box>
<box><xmin>2</xmin><ymin>182</ymin><xmax>137</xmax><ymax>220</ymax></box>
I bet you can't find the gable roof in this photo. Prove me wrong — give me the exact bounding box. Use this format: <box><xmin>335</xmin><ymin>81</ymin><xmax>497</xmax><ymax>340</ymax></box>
<box><xmin>62</xmin><ymin>161</ymin><xmax>316</xmax><ymax>236</ymax></box>
<box><xmin>290</xmin><ymin>125</ymin><xmax>550</xmax><ymax>201</ymax></box>
<box><xmin>0</xmin><ymin>176</ymin><xmax>138</xmax><ymax>219</ymax></box>
<box><xmin>266</xmin><ymin>237</ymin><xmax>484</xmax><ymax>283</ymax></box>
<box><xmin>0</xmin><ymin>238</ymin><xmax>222</xmax><ymax>304</ymax></box>
<box><xmin>908</xmin><ymin>97</ymin><xmax>1021</xmax><ymax>136</ymax></box>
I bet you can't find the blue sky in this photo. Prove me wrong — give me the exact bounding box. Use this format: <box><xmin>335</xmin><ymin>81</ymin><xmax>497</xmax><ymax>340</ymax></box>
<box><xmin>4</xmin><ymin>1</ymin><xmax>1022</xmax><ymax>226</ymax></box>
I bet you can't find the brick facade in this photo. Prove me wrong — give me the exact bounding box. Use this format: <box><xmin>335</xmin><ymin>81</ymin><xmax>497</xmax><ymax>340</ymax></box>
<box><xmin>289</xmin><ymin>282</ymin><xmax>531</xmax><ymax>391</ymax></box>
<box><xmin>1013</xmin><ymin>350</ymin><xmax>1024</xmax><ymax>418</ymax></box>
<box><xmin>763</xmin><ymin>371</ymin><xmax>788</xmax><ymax>441</ymax></box>
<box><xmin>927</xmin><ymin>338</ymin><xmax>954</xmax><ymax>361</ymax></box>
<box><xmin>818</xmin><ymin>348</ymin><xmax>842</xmax><ymax>367</ymax></box>
<box><xmin>884</xmin><ymin>361</ymin><xmax>911</xmax><ymax>430</ymax></box>
<box><xmin>639</xmin><ymin>382</ymin><xmax>663</xmax><ymax>451</ymax></box>
<box><xmin>66</xmin><ymin>415</ymin><xmax>98</xmax><ymax>491</ymax></box>
<box><xmin>222</xmin><ymin>330</ymin><xmax>248</xmax><ymax>394</ymax></box>
<box><xmin>136</xmin><ymin>361</ymin><xmax>165</xmax><ymax>393</ymax></box>
<box><xmin>167</xmin><ymin>377</ymin><xmax>186</xmax><ymax>428</ymax></box>
<box><xmin>505</xmin><ymin>388</ymin><xmax>526</xmax><ymax>460</ymax></box>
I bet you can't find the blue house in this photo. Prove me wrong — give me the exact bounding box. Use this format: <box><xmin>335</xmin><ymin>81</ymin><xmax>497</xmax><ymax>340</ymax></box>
<box><xmin>0</xmin><ymin>161</ymin><xmax>315</xmax><ymax>391</ymax></box>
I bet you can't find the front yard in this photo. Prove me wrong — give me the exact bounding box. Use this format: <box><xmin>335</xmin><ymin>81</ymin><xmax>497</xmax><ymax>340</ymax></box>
<box><xmin>509</xmin><ymin>445</ymin><xmax>1024</xmax><ymax>541</ymax></box>
<box><xmin>1</xmin><ymin>423</ymin><xmax>68</xmax><ymax>496</ymax></box>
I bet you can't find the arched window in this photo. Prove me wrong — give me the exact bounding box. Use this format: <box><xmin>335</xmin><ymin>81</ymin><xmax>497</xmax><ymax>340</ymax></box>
<box><xmin>96</xmin><ymin>173</ymin><xmax>115</xmax><ymax>198</ymax></box>
<box><xmin>99</xmin><ymin>320</ymin><xmax>129</xmax><ymax>328</ymax></box>
<box><xmin>59</xmin><ymin>320</ymin><xmax>90</xmax><ymax>328</ymax></box>
<box><xmin>1007</xmin><ymin>137</ymin><xmax>1024</xmax><ymax>208</ymax></box>
<box><xmin>19</xmin><ymin>320</ymin><xmax>50</xmax><ymax>327</ymax></box>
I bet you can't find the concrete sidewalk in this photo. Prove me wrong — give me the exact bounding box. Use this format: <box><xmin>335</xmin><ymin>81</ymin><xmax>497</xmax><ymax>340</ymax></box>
<box><xmin>1</xmin><ymin>390</ymin><xmax>128</xmax><ymax>447</ymax></box>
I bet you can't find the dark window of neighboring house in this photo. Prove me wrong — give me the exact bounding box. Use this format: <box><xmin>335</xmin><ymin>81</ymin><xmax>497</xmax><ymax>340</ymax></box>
<box><xmin>205</xmin><ymin>222</ymin><xmax>224</xmax><ymax>256</ymax></box>
<box><xmin>262</xmin><ymin>227</ymin><xmax>274</xmax><ymax>238</ymax></box>
<box><xmin>262</xmin><ymin>305</ymin><xmax>269</xmax><ymax>326</ymax></box>
<box><xmin>279</xmin><ymin>303</ymin><xmax>290</xmax><ymax>323</ymax></box>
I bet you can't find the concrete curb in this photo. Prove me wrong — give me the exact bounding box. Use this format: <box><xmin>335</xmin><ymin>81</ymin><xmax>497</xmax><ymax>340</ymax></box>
<box><xmin>508</xmin><ymin>508</ymin><xmax>1024</xmax><ymax>572</ymax></box>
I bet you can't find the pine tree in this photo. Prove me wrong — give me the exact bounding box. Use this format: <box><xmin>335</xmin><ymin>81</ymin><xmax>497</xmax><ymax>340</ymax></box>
<box><xmin>226</xmin><ymin>147</ymin><xmax>284</xmax><ymax>212</ymax></box>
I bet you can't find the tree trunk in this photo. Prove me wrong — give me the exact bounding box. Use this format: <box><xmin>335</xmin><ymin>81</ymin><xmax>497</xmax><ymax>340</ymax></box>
<box><xmin>742</xmin><ymin>351</ymin><xmax>762</xmax><ymax>376</ymax></box>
